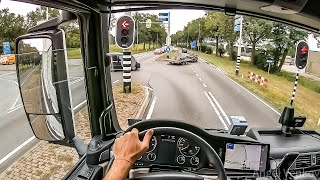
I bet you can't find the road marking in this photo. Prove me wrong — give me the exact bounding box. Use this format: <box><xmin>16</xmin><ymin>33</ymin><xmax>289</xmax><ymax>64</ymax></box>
<box><xmin>8</xmin><ymin>104</ymin><xmax>23</xmax><ymax>114</ymax></box>
<box><xmin>204</xmin><ymin>91</ymin><xmax>228</xmax><ymax>130</ymax></box>
<box><xmin>21</xmin><ymin>68</ymin><xmax>37</xmax><ymax>86</ymax></box>
<box><xmin>203</xmin><ymin>83</ymin><xmax>207</xmax><ymax>88</ymax></box>
<box><xmin>9</xmin><ymin>95</ymin><xmax>21</xmax><ymax>110</ymax></box>
<box><xmin>0</xmin><ymin>78</ymin><xmax>18</xmax><ymax>85</ymax></box>
<box><xmin>200</xmin><ymin>57</ymin><xmax>281</xmax><ymax>116</ymax></box>
<box><xmin>73</xmin><ymin>100</ymin><xmax>87</xmax><ymax>111</ymax></box>
<box><xmin>146</xmin><ymin>97</ymin><xmax>157</xmax><ymax>119</ymax></box>
<box><xmin>199</xmin><ymin>78</ymin><xmax>202</xmax><ymax>82</ymax></box>
<box><xmin>0</xmin><ymin>136</ymin><xmax>36</xmax><ymax>165</ymax></box>
<box><xmin>0</xmin><ymin>72</ymin><xmax>14</xmax><ymax>78</ymax></box>
<box><xmin>70</xmin><ymin>77</ymin><xmax>84</xmax><ymax>85</ymax></box>
<box><xmin>208</xmin><ymin>92</ymin><xmax>231</xmax><ymax>125</ymax></box>
<box><xmin>113</xmin><ymin>80</ymin><xmax>119</xmax><ymax>84</ymax></box>
<box><xmin>196</xmin><ymin>73</ymin><xmax>199</xmax><ymax>76</ymax></box>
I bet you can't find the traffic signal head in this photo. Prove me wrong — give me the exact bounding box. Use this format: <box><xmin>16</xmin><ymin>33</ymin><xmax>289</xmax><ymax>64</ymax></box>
<box><xmin>115</xmin><ymin>16</ymin><xmax>135</xmax><ymax>49</ymax></box>
<box><xmin>295</xmin><ymin>41</ymin><xmax>309</xmax><ymax>69</ymax></box>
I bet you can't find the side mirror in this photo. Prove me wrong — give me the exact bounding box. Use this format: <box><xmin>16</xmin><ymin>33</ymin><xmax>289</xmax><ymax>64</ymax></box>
<box><xmin>15</xmin><ymin>29</ymin><xmax>75</xmax><ymax>144</ymax></box>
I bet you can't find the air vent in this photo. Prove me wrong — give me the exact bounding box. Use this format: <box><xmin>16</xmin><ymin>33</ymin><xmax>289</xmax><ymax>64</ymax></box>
<box><xmin>296</xmin><ymin>155</ymin><xmax>311</xmax><ymax>168</ymax></box>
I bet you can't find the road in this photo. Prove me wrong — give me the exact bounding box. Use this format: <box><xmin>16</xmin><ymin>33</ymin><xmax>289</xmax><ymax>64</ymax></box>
<box><xmin>111</xmin><ymin>51</ymin><xmax>280</xmax><ymax>130</ymax></box>
<box><xmin>0</xmin><ymin>50</ymin><xmax>281</xmax><ymax>172</ymax></box>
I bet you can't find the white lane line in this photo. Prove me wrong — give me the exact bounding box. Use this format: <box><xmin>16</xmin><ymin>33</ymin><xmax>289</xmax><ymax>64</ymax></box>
<box><xmin>200</xmin><ymin>57</ymin><xmax>281</xmax><ymax>116</ymax></box>
<box><xmin>0</xmin><ymin>72</ymin><xmax>15</xmax><ymax>78</ymax></box>
<box><xmin>0</xmin><ymin>136</ymin><xmax>36</xmax><ymax>165</ymax></box>
<box><xmin>196</xmin><ymin>73</ymin><xmax>199</xmax><ymax>76</ymax></box>
<box><xmin>73</xmin><ymin>100</ymin><xmax>87</xmax><ymax>111</ymax></box>
<box><xmin>204</xmin><ymin>91</ymin><xmax>228</xmax><ymax>130</ymax></box>
<box><xmin>146</xmin><ymin>97</ymin><xmax>157</xmax><ymax>119</ymax></box>
<box><xmin>70</xmin><ymin>77</ymin><xmax>84</xmax><ymax>85</ymax></box>
<box><xmin>199</xmin><ymin>78</ymin><xmax>202</xmax><ymax>82</ymax></box>
<box><xmin>203</xmin><ymin>83</ymin><xmax>207</xmax><ymax>88</ymax></box>
<box><xmin>208</xmin><ymin>92</ymin><xmax>231</xmax><ymax>125</ymax></box>
<box><xmin>8</xmin><ymin>104</ymin><xmax>23</xmax><ymax>114</ymax></box>
<box><xmin>113</xmin><ymin>80</ymin><xmax>119</xmax><ymax>84</ymax></box>
<box><xmin>10</xmin><ymin>95</ymin><xmax>20</xmax><ymax>110</ymax></box>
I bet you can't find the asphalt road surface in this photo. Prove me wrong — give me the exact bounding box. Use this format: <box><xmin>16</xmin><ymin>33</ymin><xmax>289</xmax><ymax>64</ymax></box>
<box><xmin>111</xmin><ymin>51</ymin><xmax>280</xmax><ymax>130</ymax></box>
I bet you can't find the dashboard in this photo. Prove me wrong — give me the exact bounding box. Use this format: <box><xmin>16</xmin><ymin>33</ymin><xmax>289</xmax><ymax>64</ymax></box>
<box><xmin>134</xmin><ymin>133</ymin><xmax>269</xmax><ymax>173</ymax></box>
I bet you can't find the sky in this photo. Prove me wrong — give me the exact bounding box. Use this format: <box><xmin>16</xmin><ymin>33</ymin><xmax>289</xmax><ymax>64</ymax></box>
<box><xmin>1</xmin><ymin>0</ymin><xmax>205</xmax><ymax>35</ymax></box>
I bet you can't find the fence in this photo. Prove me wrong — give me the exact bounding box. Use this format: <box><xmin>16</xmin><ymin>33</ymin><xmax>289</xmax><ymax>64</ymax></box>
<box><xmin>248</xmin><ymin>71</ymin><xmax>268</xmax><ymax>87</ymax></box>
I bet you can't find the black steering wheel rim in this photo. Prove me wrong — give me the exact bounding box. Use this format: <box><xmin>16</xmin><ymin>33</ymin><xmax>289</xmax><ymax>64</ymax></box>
<box><xmin>106</xmin><ymin>126</ymin><xmax>227</xmax><ymax>180</ymax></box>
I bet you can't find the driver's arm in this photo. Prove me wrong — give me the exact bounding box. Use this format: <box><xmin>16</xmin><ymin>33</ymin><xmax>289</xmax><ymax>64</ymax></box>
<box><xmin>103</xmin><ymin>128</ymin><xmax>154</xmax><ymax>180</ymax></box>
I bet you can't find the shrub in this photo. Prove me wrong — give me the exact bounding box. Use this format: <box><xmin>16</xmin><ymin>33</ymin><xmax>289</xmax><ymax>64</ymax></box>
<box><xmin>218</xmin><ymin>47</ymin><xmax>226</xmax><ymax>57</ymax></box>
<box><xmin>231</xmin><ymin>51</ymin><xmax>237</xmax><ymax>61</ymax></box>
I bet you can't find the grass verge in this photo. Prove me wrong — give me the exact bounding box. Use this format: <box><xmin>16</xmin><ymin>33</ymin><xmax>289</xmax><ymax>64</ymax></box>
<box><xmin>67</xmin><ymin>44</ymin><xmax>156</xmax><ymax>60</ymax></box>
<box><xmin>191</xmin><ymin>50</ymin><xmax>320</xmax><ymax>131</ymax></box>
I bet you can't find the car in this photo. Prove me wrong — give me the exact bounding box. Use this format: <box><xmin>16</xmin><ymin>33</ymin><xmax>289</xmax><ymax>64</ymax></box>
<box><xmin>154</xmin><ymin>48</ymin><xmax>162</xmax><ymax>55</ymax></box>
<box><xmin>107</xmin><ymin>52</ymin><xmax>140</xmax><ymax>71</ymax></box>
<box><xmin>182</xmin><ymin>48</ymin><xmax>188</xmax><ymax>53</ymax></box>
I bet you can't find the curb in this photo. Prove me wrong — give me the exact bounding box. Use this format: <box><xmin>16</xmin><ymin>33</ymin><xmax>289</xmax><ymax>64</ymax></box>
<box><xmin>135</xmin><ymin>86</ymin><xmax>154</xmax><ymax>119</ymax></box>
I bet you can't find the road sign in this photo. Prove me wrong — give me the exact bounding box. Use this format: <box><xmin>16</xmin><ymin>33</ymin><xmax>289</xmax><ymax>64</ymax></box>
<box><xmin>158</xmin><ymin>12</ymin><xmax>169</xmax><ymax>21</ymax></box>
<box><xmin>3</xmin><ymin>42</ymin><xmax>11</xmax><ymax>55</ymax></box>
<box><xmin>191</xmin><ymin>40</ymin><xmax>197</xmax><ymax>49</ymax></box>
<box><xmin>234</xmin><ymin>25</ymin><xmax>240</xmax><ymax>32</ymax></box>
<box><xmin>266</xmin><ymin>59</ymin><xmax>274</xmax><ymax>63</ymax></box>
<box><xmin>146</xmin><ymin>19</ymin><xmax>151</xmax><ymax>28</ymax></box>
<box><xmin>166</xmin><ymin>46</ymin><xmax>170</xmax><ymax>52</ymax></box>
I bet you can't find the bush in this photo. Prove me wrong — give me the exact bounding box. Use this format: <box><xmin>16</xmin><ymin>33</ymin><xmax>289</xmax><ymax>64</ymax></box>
<box><xmin>218</xmin><ymin>47</ymin><xmax>226</xmax><ymax>57</ymax></box>
<box><xmin>230</xmin><ymin>51</ymin><xmax>237</xmax><ymax>61</ymax></box>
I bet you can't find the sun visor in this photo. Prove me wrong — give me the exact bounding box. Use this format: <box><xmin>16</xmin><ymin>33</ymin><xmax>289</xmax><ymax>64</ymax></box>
<box><xmin>261</xmin><ymin>0</ymin><xmax>308</xmax><ymax>14</ymax></box>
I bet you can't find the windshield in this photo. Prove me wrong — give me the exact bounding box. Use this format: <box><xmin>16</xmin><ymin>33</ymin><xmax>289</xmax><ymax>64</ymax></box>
<box><xmin>109</xmin><ymin>9</ymin><xmax>320</xmax><ymax>132</ymax></box>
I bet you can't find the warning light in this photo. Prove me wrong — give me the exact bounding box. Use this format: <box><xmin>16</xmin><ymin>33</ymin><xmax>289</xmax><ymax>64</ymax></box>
<box><xmin>295</xmin><ymin>41</ymin><xmax>309</xmax><ymax>69</ymax></box>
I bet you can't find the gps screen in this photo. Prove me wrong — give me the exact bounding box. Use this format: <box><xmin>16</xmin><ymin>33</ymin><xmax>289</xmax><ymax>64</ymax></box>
<box><xmin>224</xmin><ymin>143</ymin><xmax>269</xmax><ymax>172</ymax></box>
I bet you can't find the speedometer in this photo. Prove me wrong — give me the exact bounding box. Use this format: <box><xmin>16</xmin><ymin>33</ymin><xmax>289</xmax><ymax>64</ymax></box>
<box><xmin>177</xmin><ymin>137</ymin><xmax>200</xmax><ymax>157</ymax></box>
<box><xmin>147</xmin><ymin>136</ymin><xmax>157</xmax><ymax>152</ymax></box>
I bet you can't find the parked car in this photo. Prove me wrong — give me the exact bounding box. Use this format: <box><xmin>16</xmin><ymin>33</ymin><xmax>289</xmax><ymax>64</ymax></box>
<box><xmin>154</xmin><ymin>48</ymin><xmax>162</xmax><ymax>55</ymax></box>
<box><xmin>107</xmin><ymin>52</ymin><xmax>140</xmax><ymax>71</ymax></box>
<box><xmin>182</xmin><ymin>48</ymin><xmax>187</xmax><ymax>53</ymax></box>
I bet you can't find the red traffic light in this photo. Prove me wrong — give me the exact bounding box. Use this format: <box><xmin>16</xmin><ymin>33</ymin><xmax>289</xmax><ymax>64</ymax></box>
<box><xmin>301</xmin><ymin>46</ymin><xmax>308</xmax><ymax>54</ymax></box>
<box><xmin>122</xmin><ymin>20</ymin><xmax>129</xmax><ymax>28</ymax></box>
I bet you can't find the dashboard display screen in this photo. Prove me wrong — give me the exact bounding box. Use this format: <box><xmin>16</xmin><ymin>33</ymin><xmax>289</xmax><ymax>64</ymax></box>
<box><xmin>224</xmin><ymin>143</ymin><xmax>269</xmax><ymax>172</ymax></box>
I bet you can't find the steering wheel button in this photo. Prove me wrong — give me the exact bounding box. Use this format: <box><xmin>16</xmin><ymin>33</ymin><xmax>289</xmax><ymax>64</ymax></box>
<box><xmin>177</xmin><ymin>155</ymin><xmax>186</xmax><ymax>164</ymax></box>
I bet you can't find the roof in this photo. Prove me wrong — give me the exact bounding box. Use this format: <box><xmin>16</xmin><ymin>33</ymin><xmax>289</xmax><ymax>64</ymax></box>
<box><xmin>13</xmin><ymin>0</ymin><xmax>320</xmax><ymax>33</ymax></box>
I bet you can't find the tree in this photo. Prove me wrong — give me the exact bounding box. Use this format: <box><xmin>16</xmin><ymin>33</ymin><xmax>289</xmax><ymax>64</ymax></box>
<box><xmin>243</xmin><ymin>16</ymin><xmax>272</xmax><ymax>66</ymax></box>
<box><xmin>220</xmin><ymin>15</ymin><xmax>237</xmax><ymax>60</ymax></box>
<box><xmin>204</xmin><ymin>11</ymin><xmax>224</xmax><ymax>56</ymax></box>
<box><xmin>269</xmin><ymin>23</ymin><xmax>307</xmax><ymax>72</ymax></box>
<box><xmin>62</xmin><ymin>22</ymin><xmax>80</xmax><ymax>48</ymax></box>
<box><xmin>26</xmin><ymin>6</ymin><xmax>60</xmax><ymax>29</ymax></box>
<box><xmin>0</xmin><ymin>8</ymin><xmax>26</xmax><ymax>44</ymax></box>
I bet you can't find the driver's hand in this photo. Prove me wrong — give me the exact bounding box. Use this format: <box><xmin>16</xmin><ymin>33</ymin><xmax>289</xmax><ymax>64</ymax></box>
<box><xmin>113</xmin><ymin>128</ymin><xmax>154</xmax><ymax>164</ymax></box>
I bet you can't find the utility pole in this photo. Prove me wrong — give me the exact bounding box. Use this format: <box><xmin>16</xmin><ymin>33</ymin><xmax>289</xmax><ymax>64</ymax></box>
<box><xmin>166</xmin><ymin>12</ymin><xmax>171</xmax><ymax>46</ymax></box>
<box><xmin>136</xmin><ymin>20</ymin><xmax>139</xmax><ymax>51</ymax></box>
<box><xmin>46</xmin><ymin>7</ymin><xmax>49</xmax><ymax>21</ymax></box>
<box><xmin>235</xmin><ymin>15</ymin><xmax>243</xmax><ymax>76</ymax></box>
<box><xmin>197</xmin><ymin>20</ymin><xmax>200</xmax><ymax>52</ymax></box>
<box><xmin>157</xmin><ymin>33</ymin><xmax>159</xmax><ymax>48</ymax></box>
<box><xmin>187</xmin><ymin>30</ymin><xmax>189</xmax><ymax>48</ymax></box>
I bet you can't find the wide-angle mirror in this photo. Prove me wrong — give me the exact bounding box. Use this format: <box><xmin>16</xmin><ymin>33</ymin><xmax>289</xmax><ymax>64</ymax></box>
<box><xmin>16</xmin><ymin>38</ymin><xmax>65</xmax><ymax>141</ymax></box>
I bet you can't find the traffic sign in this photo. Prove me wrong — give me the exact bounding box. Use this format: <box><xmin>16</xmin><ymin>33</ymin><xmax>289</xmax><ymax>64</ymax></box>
<box><xmin>159</xmin><ymin>13</ymin><xmax>169</xmax><ymax>17</ymax></box>
<box><xmin>146</xmin><ymin>19</ymin><xmax>151</xmax><ymax>28</ymax></box>
<box><xmin>234</xmin><ymin>25</ymin><xmax>240</xmax><ymax>32</ymax></box>
<box><xmin>266</xmin><ymin>59</ymin><xmax>274</xmax><ymax>63</ymax></box>
<box><xmin>158</xmin><ymin>12</ymin><xmax>169</xmax><ymax>22</ymax></box>
<box><xmin>3</xmin><ymin>42</ymin><xmax>11</xmax><ymax>55</ymax></box>
<box><xmin>166</xmin><ymin>46</ymin><xmax>170</xmax><ymax>52</ymax></box>
<box><xmin>158</xmin><ymin>17</ymin><xmax>169</xmax><ymax>21</ymax></box>
<box><xmin>191</xmin><ymin>40</ymin><xmax>197</xmax><ymax>49</ymax></box>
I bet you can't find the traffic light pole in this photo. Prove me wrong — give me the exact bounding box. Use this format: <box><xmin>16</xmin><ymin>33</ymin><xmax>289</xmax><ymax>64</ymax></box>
<box><xmin>235</xmin><ymin>15</ymin><xmax>243</xmax><ymax>76</ymax></box>
<box><xmin>124</xmin><ymin>10</ymin><xmax>132</xmax><ymax>93</ymax></box>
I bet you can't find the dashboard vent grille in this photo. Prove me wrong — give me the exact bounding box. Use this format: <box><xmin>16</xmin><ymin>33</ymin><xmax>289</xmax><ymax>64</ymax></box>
<box><xmin>296</xmin><ymin>155</ymin><xmax>311</xmax><ymax>168</ymax></box>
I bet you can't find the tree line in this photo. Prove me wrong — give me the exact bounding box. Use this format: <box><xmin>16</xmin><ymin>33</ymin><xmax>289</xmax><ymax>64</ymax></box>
<box><xmin>0</xmin><ymin>7</ymin><xmax>167</xmax><ymax>53</ymax></box>
<box><xmin>171</xmin><ymin>11</ymin><xmax>308</xmax><ymax>73</ymax></box>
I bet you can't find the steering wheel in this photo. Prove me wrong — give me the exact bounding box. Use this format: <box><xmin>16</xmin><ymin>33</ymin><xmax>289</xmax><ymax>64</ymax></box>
<box><xmin>106</xmin><ymin>127</ymin><xmax>227</xmax><ymax>180</ymax></box>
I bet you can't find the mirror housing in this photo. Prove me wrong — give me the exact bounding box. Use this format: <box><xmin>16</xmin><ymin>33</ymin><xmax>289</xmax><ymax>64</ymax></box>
<box><xmin>15</xmin><ymin>29</ymin><xmax>76</xmax><ymax>145</ymax></box>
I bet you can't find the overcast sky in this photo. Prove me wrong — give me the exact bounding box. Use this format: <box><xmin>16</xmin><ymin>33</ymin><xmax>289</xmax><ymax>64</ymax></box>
<box><xmin>1</xmin><ymin>0</ymin><xmax>205</xmax><ymax>35</ymax></box>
